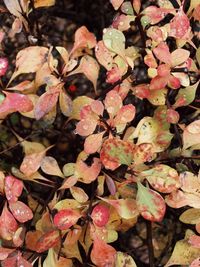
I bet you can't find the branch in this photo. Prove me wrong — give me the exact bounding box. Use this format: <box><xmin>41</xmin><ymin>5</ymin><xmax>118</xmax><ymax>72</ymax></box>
<box><xmin>146</xmin><ymin>220</ymin><xmax>155</xmax><ymax>267</ymax></box>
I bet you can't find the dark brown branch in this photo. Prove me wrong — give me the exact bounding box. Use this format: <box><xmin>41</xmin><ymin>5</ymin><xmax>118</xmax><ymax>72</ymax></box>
<box><xmin>146</xmin><ymin>220</ymin><xmax>155</xmax><ymax>267</ymax></box>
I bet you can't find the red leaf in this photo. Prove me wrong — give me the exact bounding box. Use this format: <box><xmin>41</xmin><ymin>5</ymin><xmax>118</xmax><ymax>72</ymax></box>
<box><xmin>0</xmin><ymin>57</ymin><xmax>8</xmax><ymax>76</ymax></box>
<box><xmin>91</xmin><ymin>204</ymin><xmax>110</xmax><ymax>227</ymax></box>
<box><xmin>53</xmin><ymin>209</ymin><xmax>81</xmax><ymax>230</ymax></box>
<box><xmin>34</xmin><ymin>86</ymin><xmax>61</xmax><ymax>120</ymax></box>
<box><xmin>0</xmin><ymin>203</ymin><xmax>18</xmax><ymax>240</ymax></box>
<box><xmin>36</xmin><ymin>230</ymin><xmax>60</xmax><ymax>253</ymax></box>
<box><xmin>0</xmin><ymin>247</ymin><xmax>15</xmax><ymax>261</ymax></box>
<box><xmin>170</xmin><ymin>9</ymin><xmax>190</xmax><ymax>39</ymax></box>
<box><xmin>76</xmin><ymin>158</ymin><xmax>101</xmax><ymax>183</ymax></box>
<box><xmin>91</xmin><ymin>238</ymin><xmax>116</xmax><ymax>267</ymax></box>
<box><xmin>9</xmin><ymin>201</ymin><xmax>33</xmax><ymax>223</ymax></box>
<box><xmin>5</xmin><ymin>175</ymin><xmax>23</xmax><ymax>203</ymax></box>
<box><xmin>0</xmin><ymin>92</ymin><xmax>33</xmax><ymax>119</ymax></box>
<box><xmin>189</xmin><ymin>235</ymin><xmax>200</xmax><ymax>248</ymax></box>
<box><xmin>114</xmin><ymin>104</ymin><xmax>136</xmax><ymax>126</ymax></box>
<box><xmin>153</xmin><ymin>42</ymin><xmax>171</xmax><ymax>65</ymax></box>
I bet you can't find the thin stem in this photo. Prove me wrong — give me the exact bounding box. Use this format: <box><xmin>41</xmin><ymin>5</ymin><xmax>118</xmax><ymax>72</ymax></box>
<box><xmin>146</xmin><ymin>220</ymin><xmax>155</xmax><ymax>267</ymax></box>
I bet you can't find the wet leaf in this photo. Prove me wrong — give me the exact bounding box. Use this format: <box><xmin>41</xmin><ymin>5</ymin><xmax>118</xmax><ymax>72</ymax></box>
<box><xmin>183</xmin><ymin>120</ymin><xmax>200</xmax><ymax>149</ymax></box>
<box><xmin>110</xmin><ymin>0</ymin><xmax>124</xmax><ymax>10</ymax></box>
<box><xmin>76</xmin><ymin>118</ymin><xmax>97</xmax><ymax>136</ymax></box>
<box><xmin>173</xmin><ymin>81</ymin><xmax>199</xmax><ymax>108</ymax></box>
<box><xmin>136</xmin><ymin>182</ymin><xmax>166</xmax><ymax>222</ymax></box>
<box><xmin>84</xmin><ymin>132</ymin><xmax>105</xmax><ymax>154</ymax></box>
<box><xmin>142</xmin><ymin>165</ymin><xmax>180</xmax><ymax>193</ymax></box>
<box><xmin>114</xmin><ymin>104</ymin><xmax>136</xmax><ymax>126</ymax></box>
<box><xmin>0</xmin><ymin>92</ymin><xmax>33</xmax><ymax>119</ymax></box>
<box><xmin>0</xmin><ymin>57</ymin><xmax>8</xmax><ymax>77</ymax></box>
<box><xmin>59</xmin><ymin>89</ymin><xmax>72</xmax><ymax>117</ymax></box>
<box><xmin>165</xmin><ymin>231</ymin><xmax>200</xmax><ymax>266</ymax></box>
<box><xmin>115</xmin><ymin>252</ymin><xmax>137</xmax><ymax>266</ymax></box>
<box><xmin>171</xmin><ymin>48</ymin><xmax>190</xmax><ymax>67</ymax></box>
<box><xmin>104</xmin><ymin>90</ymin><xmax>122</xmax><ymax>118</ymax></box>
<box><xmin>70</xmin><ymin>26</ymin><xmax>96</xmax><ymax>56</ymax></box>
<box><xmin>91</xmin><ymin>238</ymin><xmax>116</xmax><ymax>267</ymax></box>
<box><xmin>71</xmin><ymin>96</ymin><xmax>93</xmax><ymax>120</ymax></box>
<box><xmin>5</xmin><ymin>175</ymin><xmax>23</xmax><ymax>203</ymax></box>
<box><xmin>9</xmin><ymin>200</ymin><xmax>33</xmax><ymax>223</ymax></box>
<box><xmin>153</xmin><ymin>42</ymin><xmax>171</xmax><ymax>65</ymax></box>
<box><xmin>36</xmin><ymin>230</ymin><xmax>60</xmax><ymax>253</ymax></box>
<box><xmin>0</xmin><ymin>247</ymin><xmax>15</xmax><ymax>261</ymax></box>
<box><xmin>95</xmin><ymin>41</ymin><xmax>113</xmax><ymax>70</ymax></box>
<box><xmin>41</xmin><ymin>156</ymin><xmax>64</xmax><ymax>178</ymax></box>
<box><xmin>91</xmin><ymin>204</ymin><xmax>110</xmax><ymax>227</ymax></box>
<box><xmin>103</xmin><ymin>28</ymin><xmax>126</xmax><ymax>58</ymax></box>
<box><xmin>68</xmin><ymin>55</ymin><xmax>99</xmax><ymax>92</ymax></box>
<box><xmin>53</xmin><ymin>209</ymin><xmax>81</xmax><ymax>230</ymax></box>
<box><xmin>100</xmin><ymin>138</ymin><xmax>134</xmax><ymax>170</ymax></box>
<box><xmin>70</xmin><ymin>186</ymin><xmax>88</xmax><ymax>203</ymax></box>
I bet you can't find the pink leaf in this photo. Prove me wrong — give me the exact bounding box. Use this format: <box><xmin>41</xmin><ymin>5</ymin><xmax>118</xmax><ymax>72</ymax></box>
<box><xmin>106</xmin><ymin>66</ymin><xmax>122</xmax><ymax>84</ymax></box>
<box><xmin>0</xmin><ymin>203</ymin><xmax>18</xmax><ymax>240</ymax></box>
<box><xmin>110</xmin><ymin>0</ymin><xmax>124</xmax><ymax>10</ymax></box>
<box><xmin>5</xmin><ymin>175</ymin><xmax>23</xmax><ymax>203</ymax></box>
<box><xmin>34</xmin><ymin>85</ymin><xmax>62</xmax><ymax>120</ymax></box>
<box><xmin>149</xmin><ymin>75</ymin><xmax>168</xmax><ymax>90</ymax></box>
<box><xmin>91</xmin><ymin>238</ymin><xmax>116</xmax><ymax>267</ymax></box>
<box><xmin>0</xmin><ymin>57</ymin><xmax>8</xmax><ymax>76</ymax></box>
<box><xmin>90</xmin><ymin>100</ymin><xmax>104</xmax><ymax>116</ymax></box>
<box><xmin>70</xmin><ymin>26</ymin><xmax>96</xmax><ymax>55</ymax></box>
<box><xmin>9</xmin><ymin>201</ymin><xmax>33</xmax><ymax>223</ymax></box>
<box><xmin>76</xmin><ymin>158</ymin><xmax>101</xmax><ymax>184</ymax></box>
<box><xmin>132</xmin><ymin>0</ymin><xmax>141</xmax><ymax>14</ymax></box>
<box><xmin>131</xmin><ymin>84</ymin><xmax>150</xmax><ymax>99</ymax></box>
<box><xmin>84</xmin><ymin>132</ymin><xmax>105</xmax><ymax>154</ymax></box>
<box><xmin>170</xmin><ymin>49</ymin><xmax>190</xmax><ymax>67</ymax></box>
<box><xmin>104</xmin><ymin>90</ymin><xmax>122</xmax><ymax>118</ymax></box>
<box><xmin>95</xmin><ymin>41</ymin><xmax>113</xmax><ymax>70</ymax></box>
<box><xmin>153</xmin><ymin>42</ymin><xmax>171</xmax><ymax>65</ymax></box>
<box><xmin>0</xmin><ymin>92</ymin><xmax>33</xmax><ymax>119</ymax></box>
<box><xmin>190</xmin><ymin>257</ymin><xmax>200</xmax><ymax>267</ymax></box>
<box><xmin>170</xmin><ymin>9</ymin><xmax>190</xmax><ymax>39</ymax></box>
<box><xmin>0</xmin><ymin>247</ymin><xmax>15</xmax><ymax>261</ymax></box>
<box><xmin>114</xmin><ymin>104</ymin><xmax>136</xmax><ymax>126</ymax></box>
<box><xmin>91</xmin><ymin>204</ymin><xmax>110</xmax><ymax>227</ymax></box>
<box><xmin>168</xmin><ymin>75</ymin><xmax>181</xmax><ymax>89</ymax></box>
<box><xmin>189</xmin><ymin>235</ymin><xmax>200</xmax><ymax>248</ymax></box>
<box><xmin>76</xmin><ymin>118</ymin><xmax>97</xmax><ymax>136</ymax></box>
<box><xmin>166</xmin><ymin>108</ymin><xmax>180</xmax><ymax>124</ymax></box>
<box><xmin>53</xmin><ymin>209</ymin><xmax>81</xmax><ymax>230</ymax></box>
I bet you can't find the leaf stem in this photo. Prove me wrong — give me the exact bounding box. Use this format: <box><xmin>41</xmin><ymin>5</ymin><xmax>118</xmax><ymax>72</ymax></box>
<box><xmin>146</xmin><ymin>220</ymin><xmax>155</xmax><ymax>267</ymax></box>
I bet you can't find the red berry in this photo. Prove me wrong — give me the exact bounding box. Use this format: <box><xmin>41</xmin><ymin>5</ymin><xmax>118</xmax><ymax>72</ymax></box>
<box><xmin>68</xmin><ymin>84</ymin><xmax>77</xmax><ymax>92</ymax></box>
<box><xmin>91</xmin><ymin>204</ymin><xmax>110</xmax><ymax>227</ymax></box>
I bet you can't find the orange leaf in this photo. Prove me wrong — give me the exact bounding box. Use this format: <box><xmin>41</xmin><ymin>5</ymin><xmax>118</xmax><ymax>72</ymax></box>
<box><xmin>36</xmin><ymin>230</ymin><xmax>60</xmax><ymax>253</ymax></box>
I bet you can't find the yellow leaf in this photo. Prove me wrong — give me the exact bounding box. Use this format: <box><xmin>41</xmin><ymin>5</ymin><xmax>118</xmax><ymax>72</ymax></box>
<box><xmin>34</xmin><ymin>0</ymin><xmax>55</xmax><ymax>8</ymax></box>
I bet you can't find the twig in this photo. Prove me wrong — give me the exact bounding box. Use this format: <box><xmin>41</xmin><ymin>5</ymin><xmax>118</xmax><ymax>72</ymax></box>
<box><xmin>146</xmin><ymin>220</ymin><xmax>155</xmax><ymax>267</ymax></box>
<box><xmin>135</xmin><ymin>15</ymin><xmax>146</xmax><ymax>48</ymax></box>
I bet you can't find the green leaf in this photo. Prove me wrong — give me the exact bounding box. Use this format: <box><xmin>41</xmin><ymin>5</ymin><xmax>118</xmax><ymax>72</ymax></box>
<box><xmin>173</xmin><ymin>81</ymin><xmax>199</xmax><ymax>108</ymax></box>
<box><xmin>103</xmin><ymin>28</ymin><xmax>126</xmax><ymax>58</ymax></box>
<box><xmin>100</xmin><ymin>138</ymin><xmax>134</xmax><ymax>170</ymax></box>
<box><xmin>136</xmin><ymin>182</ymin><xmax>166</xmax><ymax>222</ymax></box>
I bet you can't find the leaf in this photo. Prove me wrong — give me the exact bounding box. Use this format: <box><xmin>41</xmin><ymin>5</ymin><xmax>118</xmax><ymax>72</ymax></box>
<box><xmin>36</xmin><ymin>230</ymin><xmax>60</xmax><ymax>253</ymax></box>
<box><xmin>4</xmin><ymin>175</ymin><xmax>23</xmax><ymax>203</ymax></box>
<box><xmin>153</xmin><ymin>42</ymin><xmax>171</xmax><ymax>65</ymax></box>
<box><xmin>43</xmin><ymin>248</ymin><xmax>73</xmax><ymax>267</ymax></box>
<box><xmin>91</xmin><ymin>204</ymin><xmax>110</xmax><ymax>227</ymax></box>
<box><xmin>180</xmin><ymin>208</ymin><xmax>200</xmax><ymax>225</ymax></box>
<box><xmin>99</xmin><ymin>197</ymin><xmax>139</xmax><ymax>219</ymax></box>
<box><xmin>0</xmin><ymin>203</ymin><xmax>18</xmax><ymax>240</ymax></box>
<box><xmin>84</xmin><ymin>132</ymin><xmax>105</xmax><ymax>154</ymax></box>
<box><xmin>70</xmin><ymin>186</ymin><xmax>88</xmax><ymax>203</ymax></box>
<box><xmin>100</xmin><ymin>138</ymin><xmax>134</xmax><ymax>170</ymax></box>
<box><xmin>59</xmin><ymin>89</ymin><xmax>72</xmax><ymax>117</ymax></box>
<box><xmin>121</xmin><ymin>2</ymin><xmax>134</xmax><ymax>15</ymax></box>
<box><xmin>165</xmin><ymin>232</ymin><xmax>200</xmax><ymax>266</ymax></box>
<box><xmin>173</xmin><ymin>81</ymin><xmax>199</xmax><ymax>108</ymax></box>
<box><xmin>76</xmin><ymin>158</ymin><xmax>101</xmax><ymax>184</ymax></box>
<box><xmin>70</xmin><ymin>96</ymin><xmax>93</xmax><ymax>120</ymax></box>
<box><xmin>3</xmin><ymin>0</ymin><xmax>22</xmax><ymax>17</ymax></box>
<box><xmin>170</xmin><ymin>9</ymin><xmax>190</xmax><ymax>39</ymax></box>
<box><xmin>110</xmin><ymin>0</ymin><xmax>124</xmax><ymax>10</ymax></box>
<box><xmin>25</xmin><ymin>230</ymin><xmax>43</xmax><ymax>251</ymax></box>
<box><xmin>142</xmin><ymin>165</ymin><xmax>180</xmax><ymax>193</ymax></box>
<box><xmin>104</xmin><ymin>90</ymin><xmax>122</xmax><ymax>118</ymax></box>
<box><xmin>63</xmin><ymin>163</ymin><xmax>76</xmax><ymax>177</ymax></box>
<box><xmin>189</xmin><ymin>235</ymin><xmax>200</xmax><ymax>248</ymax></box>
<box><xmin>35</xmin><ymin>84</ymin><xmax>63</xmax><ymax>120</ymax></box>
<box><xmin>68</xmin><ymin>55</ymin><xmax>99</xmax><ymax>92</ymax></box>
<box><xmin>20</xmin><ymin>149</ymin><xmax>46</xmax><ymax>176</ymax></box>
<box><xmin>75</xmin><ymin>118</ymin><xmax>97</xmax><ymax>136</ymax></box>
<box><xmin>170</xmin><ymin>48</ymin><xmax>190</xmax><ymax>67</ymax></box>
<box><xmin>103</xmin><ymin>28</ymin><xmax>126</xmax><ymax>58</ymax></box>
<box><xmin>196</xmin><ymin>47</ymin><xmax>200</xmax><ymax>66</ymax></box>
<box><xmin>132</xmin><ymin>0</ymin><xmax>141</xmax><ymax>14</ymax></box>
<box><xmin>115</xmin><ymin>252</ymin><xmax>137</xmax><ymax>267</ymax></box>
<box><xmin>114</xmin><ymin>104</ymin><xmax>136</xmax><ymax>126</ymax></box>
<box><xmin>70</xmin><ymin>26</ymin><xmax>96</xmax><ymax>56</ymax></box>
<box><xmin>95</xmin><ymin>41</ymin><xmax>113</xmax><ymax>70</ymax></box>
<box><xmin>34</xmin><ymin>0</ymin><xmax>55</xmax><ymax>8</ymax></box>
<box><xmin>0</xmin><ymin>248</ymin><xmax>15</xmax><ymax>261</ymax></box>
<box><xmin>183</xmin><ymin>120</ymin><xmax>200</xmax><ymax>149</ymax></box>
<box><xmin>9</xmin><ymin>200</ymin><xmax>33</xmax><ymax>223</ymax></box>
<box><xmin>190</xmin><ymin>257</ymin><xmax>200</xmax><ymax>267</ymax></box>
<box><xmin>10</xmin><ymin>46</ymin><xmax>48</xmax><ymax>81</ymax></box>
<box><xmin>53</xmin><ymin>209</ymin><xmax>81</xmax><ymax>230</ymax></box>
<box><xmin>41</xmin><ymin>156</ymin><xmax>64</xmax><ymax>178</ymax></box>
<box><xmin>136</xmin><ymin>182</ymin><xmax>166</xmax><ymax>222</ymax></box>
<box><xmin>147</xmin><ymin>89</ymin><xmax>167</xmax><ymax>105</ymax></box>
<box><xmin>91</xmin><ymin>238</ymin><xmax>116</xmax><ymax>267</ymax></box>
<box><xmin>0</xmin><ymin>92</ymin><xmax>33</xmax><ymax>119</ymax></box>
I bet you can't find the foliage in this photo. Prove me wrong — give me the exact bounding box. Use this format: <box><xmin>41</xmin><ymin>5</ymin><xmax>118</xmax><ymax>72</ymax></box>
<box><xmin>0</xmin><ymin>0</ymin><xmax>199</xmax><ymax>266</ymax></box>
